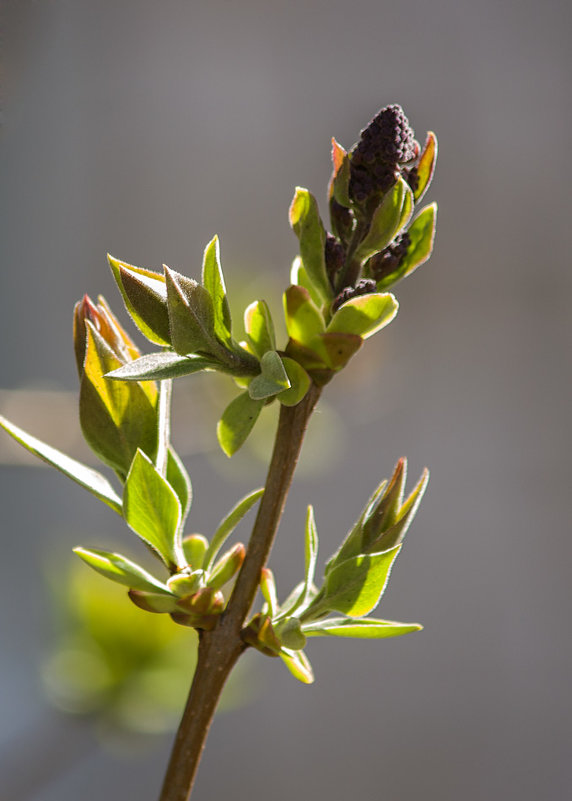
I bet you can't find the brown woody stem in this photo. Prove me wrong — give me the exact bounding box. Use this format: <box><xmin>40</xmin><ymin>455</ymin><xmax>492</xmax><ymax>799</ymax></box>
<box><xmin>158</xmin><ymin>383</ymin><xmax>322</xmax><ymax>801</ymax></box>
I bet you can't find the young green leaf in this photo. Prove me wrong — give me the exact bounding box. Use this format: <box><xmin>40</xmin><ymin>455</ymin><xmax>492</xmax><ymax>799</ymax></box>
<box><xmin>248</xmin><ymin>350</ymin><xmax>290</xmax><ymax>400</ymax></box>
<box><xmin>107</xmin><ymin>352</ymin><xmax>220</xmax><ymax>382</ymax></box>
<box><xmin>319</xmin><ymin>544</ymin><xmax>402</xmax><ymax>618</ymax></box>
<box><xmin>182</xmin><ymin>534</ymin><xmax>209</xmax><ymax>570</ymax></box>
<box><xmin>328</xmin><ymin>138</ymin><xmax>351</xmax><ymax>207</ymax></box>
<box><xmin>276</xmin><ymin>618</ymin><xmax>307</xmax><ymax>650</ymax></box>
<box><xmin>164</xmin><ymin>266</ymin><xmax>217</xmax><ymax>355</ymax></box>
<box><xmin>260</xmin><ymin>568</ymin><xmax>279</xmax><ymax>618</ymax></box>
<box><xmin>290</xmin><ymin>256</ymin><xmax>323</xmax><ymax>308</ymax></box>
<box><xmin>413</xmin><ymin>132</ymin><xmax>438</xmax><ymax>203</ymax></box>
<box><xmin>207</xmin><ymin>544</ymin><xmax>245</xmax><ymax>591</ymax></box>
<box><xmin>108</xmin><ymin>255</ymin><xmax>171</xmax><ymax>345</ymax></box>
<box><xmin>277</xmin><ymin>357</ymin><xmax>311</xmax><ymax>407</ymax></box>
<box><xmin>280</xmin><ymin>648</ymin><xmax>314</xmax><ymax>684</ymax></box>
<box><xmin>80</xmin><ymin>324</ymin><xmax>159</xmax><ymax>478</ymax></box>
<box><xmin>203</xmin><ymin>487</ymin><xmax>264</xmax><ymax>571</ymax></box>
<box><xmin>355</xmin><ymin>177</ymin><xmax>413</xmax><ymax>263</ymax></box>
<box><xmin>283</xmin><ymin>285</ymin><xmax>326</xmax><ymax>346</ymax></box>
<box><xmin>309</xmin><ymin>331</ymin><xmax>363</xmax><ymax>371</ymax></box>
<box><xmin>366</xmin><ymin>468</ymin><xmax>429</xmax><ymax>553</ymax></box>
<box><xmin>289</xmin><ymin>187</ymin><xmax>331</xmax><ymax>303</ymax></box>
<box><xmin>376</xmin><ymin>204</ymin><xmax>437</xmax><ymax>291</ymax></box>
<box><xmin>244</xmin><ymin>300</ymin><xmax>276</xmax><ymax>358</ymax></box>
<box><xmin>0</xmin><ymin>415</ymin><xmax>122</xmax><ymax>514</ymax></box>
<box><xmin>123</xmin><ymin>449</ymin><xmax>184</xmax><ymax>569</ymax></box>
<box><xmin>73</xmin><ymin>547</ymin><xmax>171</xmax><ymax>593</ymax></box>
<box><xmin>128</xmin><ymin>589</ymin><xmax>179</xmax><ymax>614</ymax></box>
<box><xmin>217</xmin><ymin>392</ymin><xmax>265</xmax><ymax>457</ymax></box>
<box><xmin>327</xmin><ymin>292</ymin><xmax>398</xmax><ymax>339</ymax></box>
<box><xmin>302</xmin><ymin>617</ymin><xmax>422</xmax><ymax>639</ymax></box>
<box><xmin>279</xmin><ymin>505</ymin><xmax>318</xmax><ymax>621</ymax></box>
<box><xmin>166</xmin><ymin>448</ymin><xmax>192</xmax><ymax>529</ymax></box>
<box><xmin>201</xmin><ymin>235</ymin><xmax>233</xmax><ymax>346</ymax></box>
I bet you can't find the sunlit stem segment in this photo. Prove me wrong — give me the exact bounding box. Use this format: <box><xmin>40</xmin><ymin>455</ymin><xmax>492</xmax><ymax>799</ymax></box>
<box><xmin>158</xmin><ymin>383</ymin><xmax>322</xmax><ymax>801</ymax></box>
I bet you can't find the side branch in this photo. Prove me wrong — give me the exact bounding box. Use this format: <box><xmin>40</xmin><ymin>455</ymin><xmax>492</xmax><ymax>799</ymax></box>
<box><xmin>158</xmin><ymin>383</ymin><xmax>322</xmax><ymax>801</ymax></box>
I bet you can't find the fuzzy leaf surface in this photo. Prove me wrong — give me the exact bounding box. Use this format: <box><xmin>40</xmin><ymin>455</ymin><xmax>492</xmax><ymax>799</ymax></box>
<box><xmin>202</xmin><ymin>235</ymin><xmax>233</xmax><ymax>346</ymax></box>
<box><xmin>217</xmin><ymin>392</ymin><xmax>265</xmax><ymax>457</ymax></box>
<box><xmin>248</xmin><ymin>351</ymin><xmax>290</xmax><ymax>400</ymax></box>
<box><xmin>108</xmin><ymin>256</ymin><xmax>171</xmax><ymax>345</ymax></box>
<box><xmin>165</xmin><ymin>267</ymin><xmax>217</xmax><ymax>355</ymax></box>
<box><xmin>321</xmin><ymin>545</ymin><xmax>402</xmax><ymax>617</ymax></box>
<box><xmin>74</xmin><ymin>547</ymin><xmax>171</xmax><ymax>593</ymax></box>
<box><xmin>123</xmin><ymin>449</ymin><xmax>184</xmax><ymax>568</ymax></box>
<box><xmin>107</xmin><ymin>352</ymin><xmax>220</xmax><ymax>382</ymax></box>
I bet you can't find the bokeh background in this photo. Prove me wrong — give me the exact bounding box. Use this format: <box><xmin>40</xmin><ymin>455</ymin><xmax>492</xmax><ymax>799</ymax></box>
<box><xmin>1</xmin><ymin>1</ymin><xmax>571</xmax><ymax>799</ymax></box>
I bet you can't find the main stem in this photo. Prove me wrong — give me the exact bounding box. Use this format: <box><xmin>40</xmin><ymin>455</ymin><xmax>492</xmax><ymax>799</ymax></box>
<box><xmin>158</xmin><ymin>383</ymin><xmax>322</xmax><ymax>801</ymax></box>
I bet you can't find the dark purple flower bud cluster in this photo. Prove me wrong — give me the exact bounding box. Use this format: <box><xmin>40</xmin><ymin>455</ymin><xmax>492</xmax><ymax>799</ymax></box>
<box><xmin>325</xmin><ymin>233</ymin><xmax>345</xmax><ymax>288</ymax></box>
<box><xmin>349</xmin><ymin>105</ymin><xmax>419</xmax><ymax>205</ymax></box>
<box><xmin>367</xmin><ymin>232</ymin><xmax>411</xmax><ymax>283</ymax></box>
<box><xmin>332</xmin><ymin>278</ymin><xmax>377</xmax><ymax>313</ymax></box>
<box><xmin>404</xmin><ymin>166</ymin><xmax>420</xmax><ymax>194</ymax></box>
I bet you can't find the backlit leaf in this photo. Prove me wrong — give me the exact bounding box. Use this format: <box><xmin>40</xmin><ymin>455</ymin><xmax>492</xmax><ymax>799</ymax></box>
<box><xmin>123</xmin><ymin>449</ymin><xmax>184</xmax><ymax>569</ymax></box>
<box><xmin>217</xmin><ymin>392</ymin><xmax>265</xmax><ymax>457</ymax></box>
<box><xmin>0</xmin><ymin>415</ymin><xmax>122</xmax><ymax>514</ymax></box>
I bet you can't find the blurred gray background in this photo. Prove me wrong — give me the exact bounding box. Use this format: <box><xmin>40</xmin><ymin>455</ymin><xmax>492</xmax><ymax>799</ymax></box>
<box><xmin>1</xmin><ymin>0</ymin><xmax>571</xmax><ymax>799</ymax></box>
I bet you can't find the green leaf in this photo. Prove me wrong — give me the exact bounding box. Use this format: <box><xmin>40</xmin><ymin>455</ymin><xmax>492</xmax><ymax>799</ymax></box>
<box><xmin>248</xmin><ymin>351</ymin><xmax>290</xmax><ymax>400</ymax></box>
<box><xmin>167</xmin><ymin>448</ymin><xmax>192</xmax><ymax>529</ymax></box>
<box><xmin>309</xmin><ymin>331</ymin><xmax>363</xmax><ymax>371</ymax></box>
<box><xmin>328</xmin><ymin>138</ymin><xmax>351</xmax><ymax>207</ymax></box>
<box><xmin>73</xmin><ymin>547</ymin><xmax>171</xmax><ymax>593</ymax></box>
<box><xmin>260</xmin><ymin>568</ymin><xmax>279</xmax><ymax>617</ymax></box>
<box><xmin>376</xmin><ymin>204</ymin><xmax>437</xmax><ymax>291</ymax></box>
<box><xmin>283</xmin><ymin>285</ymin><xmax>325</xmax><ymax>346</ymax></box>
<box><xmin>108</xmin><ymin>255</ymin><xmax>171</xmax><ymax>345</ymax></box>
<box><xmin>182</xmin><ymin>534</ymin><xmax>209</xmax><ymax>570</ymax></box>
<box><xmin>207</xmin><ymin>544</ymin><xmax>245</xmax><ymax>591</ymax></box>
<box><xmin>201</xmin><ymin>235</ymin><xmax>233</xmax><ymax>346</ymax></box>
<box><xmin>355</xmin><ymin>177</ymin><xmax>413</xmax><ymax>263</ymax></box>
<box><xmin>107</xmin><ymin>352</ymin><xmax>220</xmax><ymax>382</ymax></box>
<box><xmin>123</xmin><ymin>449</ymin><xmax>184</xmax><ymax>569</ymax></box>
<box><xmin>244</xmin><ymin>300</ymin><xmax>276</xmax><ymax>358</ymax></box>
<box><xmin>290</xmin><ymin>256</ymin><xmax>323</xmax><ymax>308</ymax></box>
<box><xmin>321</xmin><ymin>545</ymin><xmax>402</xmax><ymax>617</ymax></box>
<box><xmin>327</xmin><ymin>292</ymin><xmax>398</xmax><ymax>339</ymax></box>
<box><xmin>276</xmin><ymin>618</ymin><xmax>307</xmax><ymax>650</ymax></box>
<box><xmin>281</xmin><ymin>505</ymin><xmax>318</xmax><ymax>620</ymax></box>
<box><xmin>0</xmin><ymin>415</ymin><xmax>122</xmax><ymax>514</ymax></box>
<box><xmin>203</xmin><ymin>487</ymin><xmax>264</xmax><ymax>571</ymax></box>
<box><xmin>277</xmin><ymin>357</ymin><xmax>311</xmax><ymax>407</ymax></box>
<box><xmin>289</xmin><ymin>187</ymin><xmax>331</xmax><ymax>302</ymax></box>
<box><xmin>164</xmin><ymin>266</ymin><xmax>217</xmax><ymax>355</ymax></box>
<box><xmin>414</xmin><ymin>132</ymin><xmax>438</xmax><ymax>203</ymax></box>
<box><xmin>80</xmin><ymin>324</ymin><xmax>158</xmax><ymax>478</ymax></box>
<box><xmin>367</xmin><ymin>468</ymin><xmax>429</xmax><ymax>553</ymax></box>
<box><xmin>303</xmin><ymin>617</ymin><xmax>422</xmax><ymax>638</ymax></box>
<box><xmin>280</xmin><ymin>648</ymin><xmax>314</xmax><ymax>684</ymax></box>
<box><xmin>362</xmin><ymin>458</ymin><xmax>408</xmax><ymax>548</ymax></box>
<box><xmin>128</xmin><ymin>589</ymin><xmax>179</xmax><ymax>614</ymax></box>
<box><xmin>217</xmin><ymin>392</ymin><xmax>265</xmax><ymax>457</ymax></box>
